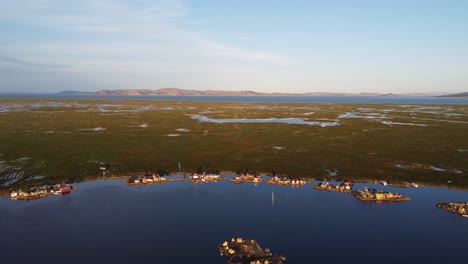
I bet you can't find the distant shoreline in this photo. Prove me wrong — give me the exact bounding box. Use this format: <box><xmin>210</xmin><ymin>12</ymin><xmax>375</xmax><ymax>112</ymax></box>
<box><xmin>2</xmin><ymin>172</ymin><xmax>466</xmax><ymax>198</ymax></box>
<box><xmin>1</xmin><ymin>94</ymin><xmax>467</xmax><ymax>104</ymax></box>
<box><xmin>55</xmin><ymin>88</ymin><xmax>451</xmax><ymax>97</ymax></box>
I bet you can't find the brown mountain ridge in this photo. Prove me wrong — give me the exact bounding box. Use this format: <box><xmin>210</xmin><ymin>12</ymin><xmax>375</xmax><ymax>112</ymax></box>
<box><xmin>58</xmin><ymin>88</ymin><xmax>396</xmax><ymax>96</ymax></box>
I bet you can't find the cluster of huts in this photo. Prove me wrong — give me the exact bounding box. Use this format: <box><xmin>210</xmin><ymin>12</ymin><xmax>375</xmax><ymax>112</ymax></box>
<box><xmin>122</xmin><ymin>172</ymin><xmax>413</xmax><ymax>204</ymax></box>
<box><xmin>230</xmin><ymin>174</ymin><xmax>262</xmax><ymax>184</ymax></box>
<box><xmin>313</xmin><ymin>181</ymin><xmax>353</xmax><ymax>193</ymax></box>
<box><xmin>353</xmin><ymin>187</ymin><xmax>410</xmax><ymax>202</ymax></box>
<box><xmin>125</xmin><ymin>174</ymin><xmax>167</xmax><ymax>185</ymax></box>
<box><xmin>189</xmin><ymin>172</ymin><xmax>222</xmax><ymax>183</ymax></box>
<box><xmin>219</xmin><ymin>238</ymin><xmax>286</xmax><ymax>264</ymax></box>
<box><xmin>9</xmin><ymin>169</ymin><xmax>415</xmax><ymax>205</ymax></box>
<box><xmin>10</xmin><ymin>183</ymin><xmax>73</xmax><ymax>200</ymax></box>
<box><xmin>266</xmin><ymin>176</ymin><xmax>307</xmax><ymax>186</ymax></box>
<box><xmin>436</xmin><ymin>202</ymin><xmax>468</xmax><ymax>217</ymax></box>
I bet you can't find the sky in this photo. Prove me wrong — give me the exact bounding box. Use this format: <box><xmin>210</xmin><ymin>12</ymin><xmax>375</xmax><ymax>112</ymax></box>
<box><xmin>0</xmin><ymin>0</ymin><xmax>467</xmax><ymax>94</ymax></box>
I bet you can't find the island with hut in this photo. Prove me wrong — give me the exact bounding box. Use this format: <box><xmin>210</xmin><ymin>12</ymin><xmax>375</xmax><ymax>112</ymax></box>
<box><xmin>188</xmin><ymin>167</ymin><xmax>225</xmax><ymax>183</ymax></box>
<box><xmin>352</xmin><ymin>187</ymin><xmax>410</xmax><ymax>202</ymax></box>
<box><xmin>265</xmin><ymin>175</ymin><xmax>307</xmax><ymax>186</ymax></box>
<box><xmin>10</xmin><ymin>183</ymin><xmax>76</xmax><ymax>201</ymax></box>
<box><xmin>125</xmin><ymin>173</ymin><xmax>167</xmax><ymax>185</ymax></box>
<box><xmin>312</xmin><ymin>180</ymin><xmax>353</xmax><ymax>193</ymax></box>
<box><xmin>436</xmin><ymin>202</ymin><xmax>468</xmax><ymax>217</ymax></box>
<box><xmin>230</xmin><ymin>169</ymin><xmax>262</xmax><ymax>184</ymax></box>
<box><xmin>218</xmin><ymin>237</ymin><xmax>286</xmax><ymax>264</ymax></box>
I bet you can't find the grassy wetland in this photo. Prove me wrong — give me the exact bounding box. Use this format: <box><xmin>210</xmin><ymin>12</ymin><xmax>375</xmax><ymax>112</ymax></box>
<box><xmin>0</xmin><ymin>98</ymin><xmax>467</xmax><ymax>192</ymax></box>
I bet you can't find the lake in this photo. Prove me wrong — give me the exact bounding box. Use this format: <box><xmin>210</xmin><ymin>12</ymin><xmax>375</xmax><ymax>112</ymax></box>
<box><xmin>1</xmin><ymin>176</ymin><xmax>467</xmax><ymax>264</ymax></box>
<box><xmin>1</xmin><ymin>94</ymin><xmax>468</xmax><ymax>104</ymax></box>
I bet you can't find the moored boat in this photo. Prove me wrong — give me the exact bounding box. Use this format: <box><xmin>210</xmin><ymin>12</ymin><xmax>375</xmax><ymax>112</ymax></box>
<box><xmin>10</xmin><ymin>191</ymin><xmax>18</xmax><ymax>199</ymax></box>
<box><xmin>60</xmin><ymin>186</ymin><xmax>72</xmax><ymax>194</ymax></box>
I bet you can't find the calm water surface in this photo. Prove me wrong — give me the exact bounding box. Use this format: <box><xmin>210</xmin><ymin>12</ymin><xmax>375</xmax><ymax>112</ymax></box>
<box><xmin>1</xmin><ymin>177</ymin><xmax>467</xmax><ymax>263</ymax></box>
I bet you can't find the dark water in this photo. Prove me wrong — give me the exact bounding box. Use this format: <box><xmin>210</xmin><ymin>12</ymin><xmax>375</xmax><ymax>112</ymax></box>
<box><xmin>1</xmin><ymin>93</ymin><xmax>468</xmax><ymax>104</ymax></box>
<box><xmin>1</xmin><ymin>177</ymin><xmax>467</xmax><ymax>264</ymax></box>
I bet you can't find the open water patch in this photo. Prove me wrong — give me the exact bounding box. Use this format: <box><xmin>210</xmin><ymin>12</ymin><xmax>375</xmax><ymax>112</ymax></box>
<box><xmin>192</xmin><ymin>115</ymin><xmax>340</xmax><ymax>127</ymax></box>
<box><xmin>339</xmin><ymin>112</ymin><xmax>387</xmax><ymax>119</ymax></box>
<box><xmin>431</xmin><ymin>166</ymin><xmax>446</xmax><ymax>172</ymax></box>
<box><xmin>382</xmin><ymin>121</ymin><xmax>429</xmax><ymax>127</ymax></box>
<box><xmin>80</xmin><ymin>127</ymin><xmax>106</xmax><ymax>132</ymax></box>
<box><xmin>25</xmin><ymin>175</ymin><xmax>45</xmax><ymax>181</ymax></box>
<box><xmin>395</xmin><ymin>164</ymin><xmax>412</xmax><ymax>169</ymax></box>
<box><xmin>411</xmin><ymin>117</ymin><xmax>468</xmax><ymax>124</ymax></box>
<box><xmin>273</xmin><ymin>146</ymin><xmax>286</xmax><ymax>150</ymax></box>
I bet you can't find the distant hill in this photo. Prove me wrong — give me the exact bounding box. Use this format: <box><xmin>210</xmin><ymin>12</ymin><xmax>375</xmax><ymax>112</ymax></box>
<box><xmin>57</xmin><ymin>88</ymin><xmax>297</xmax><ymax>96</ymax></box>
<box><xmin>440</xmin><ymin>92</ymin><xmax>468</xmax><ymax>98</ymax></box>
<box><xmin>57</xmin><ymin>88</ymin><xmax>439</xmax><ymax>97</ymax></box>
<box><xmin>57</xmin><ymin>90</ymin><xmax>93</xmax><ymax>95</ymax></box>
<box><xmin>93</xmin><ymin>88</ymin><xmax>273</xmax><ymax>96</ymax></box>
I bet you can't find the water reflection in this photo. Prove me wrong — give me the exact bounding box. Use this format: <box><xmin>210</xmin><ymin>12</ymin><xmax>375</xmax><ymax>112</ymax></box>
<box><xmin>1</xmin><ymin>177</ymin><xmax>467</xmax><ymax>264</ymax></box>
<box><xmin>192</xmin><ymin>115</ymin><xmax>340</xmax><ymax>127</ymax></box>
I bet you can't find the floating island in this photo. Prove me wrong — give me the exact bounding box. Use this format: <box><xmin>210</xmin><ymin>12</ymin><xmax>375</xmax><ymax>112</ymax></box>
<box><xmin>188</xmin><ymin>173</ymin><xmax>225</xmax><ymax>183</ymax></box>
<box><xmin>437</xmin><ymin>202</ymin><xmax>468</xmax><ymax>217</ymax></box>
<box><xmin>352</xmin><ymin>188</ymin><xmax>410</xmax><ymax>202</ymax></box>
<box><xmin>265</xmin><ymin>176</ymin><xmax>307</xmax><ymax>186</ymax></box>
<box><xmin>230</xmin><ymin>174</ymin><xmax>262</xmax><ymax>184</ymax></box>
<box><xmin>10</xmin><ymin>183</ymin><xmax>76</xmax><ymax>201</ymax></box>
<box><xmin>219</xmin><ymin>238</ymin><xmax>286</xmax><ymax>264</ymax></box>
<box><xmin>125</xmin><ymin>174</ymin><xmax>167</xmax><ymax>185</ymax></box>
<box><xmin>313</xmin><ymin>181</ymin><xmax>353</xmax><ymax>193</ymax></box>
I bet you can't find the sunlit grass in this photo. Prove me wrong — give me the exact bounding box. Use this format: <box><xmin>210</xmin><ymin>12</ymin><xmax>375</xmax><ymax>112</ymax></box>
<box><xmin>0</xmin><ymin>98</ymin><xmax>467</xmax><ymax>190</ymax></box>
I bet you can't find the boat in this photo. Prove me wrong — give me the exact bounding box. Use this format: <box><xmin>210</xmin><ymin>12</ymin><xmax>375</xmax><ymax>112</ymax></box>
<box><xmin>189</xmin><ymin>173</ymin><xmax>204</xmax><ymax>183</ymax></box>
<box><xmin>230</xmin><ymin>176</ymin><xmax>243</xmax><ymax>183</ymax></box>
<box><xmin>380</xmin><ymin>180</ymin><xmax>388</xmax><ymax>186</ymax></box>
<box><xmin>60</xmin><ymin>185</ymin><xmax>72</xmax><ymax>194</ymax></box>
<box><xmin>411</xmin><ymin>182</ymin><xmax>419</xmax><ymax>188</ymax></box>
<box><xmin>10</xmin><ymin>191</ymin><xmax>18</xmax><ymax>199</ymax></box>
<box><xmin>142</xmin><ymin>177</ymin><xmax>154</xmax><ymax>183</ymax></box>
<box><xmin>152</xmin><ymin>174</ymin><xmax>166</xmax><ymax>182</ymax></box>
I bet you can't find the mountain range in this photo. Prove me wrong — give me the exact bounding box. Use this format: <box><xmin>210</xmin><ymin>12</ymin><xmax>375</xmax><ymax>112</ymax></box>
<box><xmin>58</xmin><ymin>88</ymin><xmax>458</xmax><ymax>97</ymax></box>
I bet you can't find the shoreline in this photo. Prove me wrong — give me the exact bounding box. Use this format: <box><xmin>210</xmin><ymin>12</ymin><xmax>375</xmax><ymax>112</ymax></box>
<box><xmin>2</xmin><ymin>171</ymin><xmax>466</xmax><ymax>198</ymax></box>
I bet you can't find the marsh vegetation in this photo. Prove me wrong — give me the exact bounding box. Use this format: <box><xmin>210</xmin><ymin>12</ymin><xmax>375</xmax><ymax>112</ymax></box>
<box><xmin>0</xmin><ymin>99</ymin><xmax>467</xmax><ymax>191</ymax></box>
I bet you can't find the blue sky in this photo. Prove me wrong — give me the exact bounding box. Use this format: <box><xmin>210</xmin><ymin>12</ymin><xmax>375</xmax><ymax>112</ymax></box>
<box><xmin>0</xmin><ymin>0</ymin><xmax>467</xmax><ymax>94</ymax></box>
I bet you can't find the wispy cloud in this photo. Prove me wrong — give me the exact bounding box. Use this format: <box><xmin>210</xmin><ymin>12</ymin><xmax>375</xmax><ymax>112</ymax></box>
<box><xmin>0</xmin><ymin>54</ymin><xmax>66</xmax><ymax>69</ymax></box>
<box><xmin>1</xmin><ymin>1</ymin><xmax>288</xmax><ymax>65</ymax></box>
<box><xmin>0</xmin><ymin>0</ymin><xmax>291</xmax><ymax>92</ymax></box>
